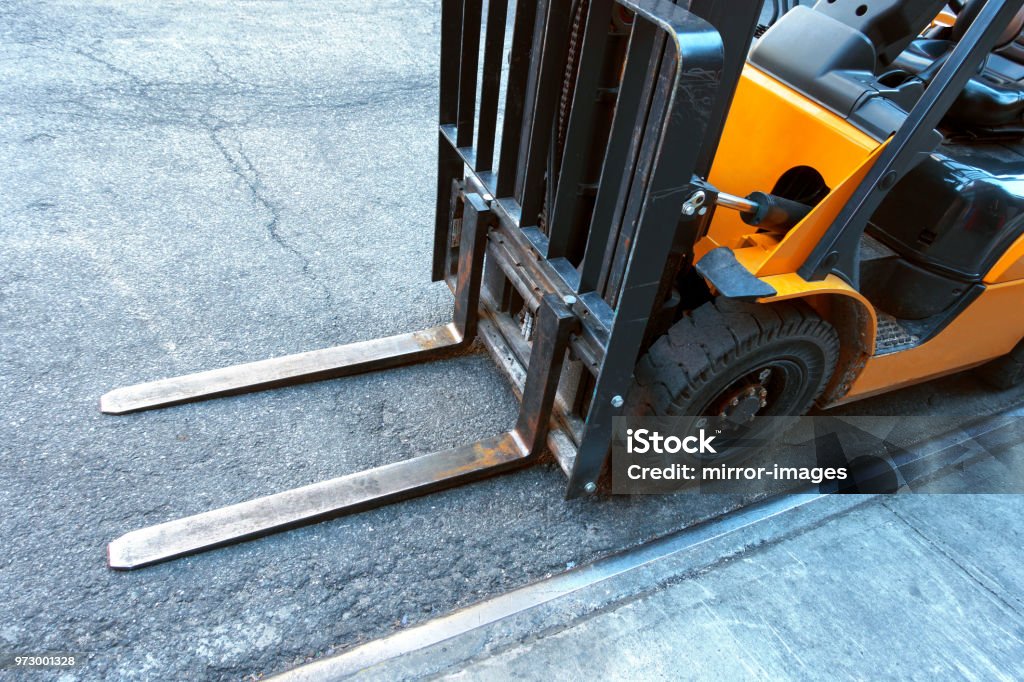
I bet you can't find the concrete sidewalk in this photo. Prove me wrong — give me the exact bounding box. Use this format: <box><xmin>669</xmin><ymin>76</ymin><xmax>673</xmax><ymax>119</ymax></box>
<box><xmin>450</xmin><ymin>494</ymin><xmax>1024</xmax><ymax>681</ymax></box>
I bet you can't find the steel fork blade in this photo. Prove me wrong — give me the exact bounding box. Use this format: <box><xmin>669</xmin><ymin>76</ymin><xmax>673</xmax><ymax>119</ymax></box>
<box><xmin>107</xmin><ymin>432</ymin><xmax>528</xmax><ymax>569</ymax></box>
<box><xmin>106</xmin><ymin>295</ymin><xmax>576</xmax><ymax>570</ymax></box>
<box><xmin>100</xmin><ymin>324</ymin><xmax>464</xmax><ymax>414</ymax></box>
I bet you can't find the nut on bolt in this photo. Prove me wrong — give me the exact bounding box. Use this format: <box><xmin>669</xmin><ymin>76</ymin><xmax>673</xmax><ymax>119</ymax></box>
<box><xmin>584</xmin><ymin>482</ymin><xmax>597</xmax><ymax>494</ymax></box>
<box><xmin>610</xmin><ymin>395</ymin><xmax>624</xmax><ymax>408</ymax></box>
<box><xmin>682</xmin><ymin>190</ymin><xmax>706</xmax><ymax>216</ymax></box>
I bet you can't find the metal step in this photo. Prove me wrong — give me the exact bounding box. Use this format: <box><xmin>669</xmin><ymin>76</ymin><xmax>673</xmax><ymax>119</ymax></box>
<box><xmin>874</xmin><ymin>312</ymin><xmax>920</xmax><ymax>355</ymax></box>
<box><xmin>860</xmin><ymin>232</ymin><xmax>899</xmax><ymax>262</ymax></box>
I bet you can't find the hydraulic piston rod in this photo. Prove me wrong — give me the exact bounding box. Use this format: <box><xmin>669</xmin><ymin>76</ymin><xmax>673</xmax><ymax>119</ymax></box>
<box><xmin>716</xmin><ymin>190</ymin><xmax>759</xmax><ymax>214</ymax></box>
<box><xmin>713</xmin><ymin>190</ymin><xmax>812</xmax><ymax>232</ymax></box>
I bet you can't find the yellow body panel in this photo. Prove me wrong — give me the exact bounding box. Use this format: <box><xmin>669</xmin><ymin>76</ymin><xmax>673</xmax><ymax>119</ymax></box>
<box><xmin>756</xmin><ymin>145</ymin><xmax>887</xmax><ymax>277</ymax></box>
<box><xmin>841</xmin><ymin>280</ymin><xmax>1024</xmax><ymax>402</ymax></box>
<box><xmin>758</xmin><ymin>272</ymin><xmax>878</xmax><ymax>354</ymax></box>
<box><xmin>704</xmin><ymin>66</ymin><xmax>879</xmax><ymax>253</ymax></box>
<box><xmin>985</xmin><ymin>233</ymin><xmax>1024</xmax><ymax>284</ymax></box>
<box><xmin>695</xmin><ymin>64</ymin><xmax>1024</xmax><ymax>405</ymax></box>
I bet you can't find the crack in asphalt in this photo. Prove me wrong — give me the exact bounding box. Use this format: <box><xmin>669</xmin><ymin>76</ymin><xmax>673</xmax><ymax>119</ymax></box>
<box><xmin>2</xmin><ymin>34</ymin><xmax>435</xmax><ymax>133</ymax></box>
<box><xmin>10</xmin><ymin>40</ymin><xmax>403</xmax><ymax>312</ymax></box>
<box><xmin>72</xmin><ymin>44</ymin><xmax>148</xmax><ymax>86</ymax></box>
<box><xmin>202</xmin><ymin>49</ymin><xmax>264</xmax><ymax>92</ymax></box>
<box><xmin>30</xmin><ymin>42</ymin><xmax>339</xmax><ymax>311</ymax></box>
<box><xmin>203</xmin><ymin>114</ymin><xmax>333</xmax><ymax>306</ymax></box>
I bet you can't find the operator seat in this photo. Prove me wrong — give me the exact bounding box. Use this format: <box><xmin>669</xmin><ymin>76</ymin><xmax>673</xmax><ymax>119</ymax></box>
<box><xmin>750</xmin><ymin>0</ymin><xmax>1024</xmax><ymax>140</ymax></box>
<box><xmin>893</xmin><ymin>0</ymin><xmax>1024</xmax><ymax>131</ymax></box>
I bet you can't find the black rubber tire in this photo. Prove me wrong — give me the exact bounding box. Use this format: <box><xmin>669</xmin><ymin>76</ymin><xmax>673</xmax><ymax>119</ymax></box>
<box><xmin>628</xmin><ymin>299</ymin><xmax>840</xmax><ymax>423</ymax></box>
<box><xmin>975</xmin><ymin>339</ymin><xmax>1024</xmax><ymax>389</ymax></box>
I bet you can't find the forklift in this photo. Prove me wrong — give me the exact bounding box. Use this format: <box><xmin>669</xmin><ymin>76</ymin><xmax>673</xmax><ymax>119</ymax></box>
<box><xmin>102</xmin><ymin>0</ymin><xmax>1024</xmax><ymax>569</ymax></box>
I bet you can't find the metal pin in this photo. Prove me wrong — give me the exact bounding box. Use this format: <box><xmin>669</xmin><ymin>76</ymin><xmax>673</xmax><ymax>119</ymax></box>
<box><xmin>681</xmin><ymin>190</ymin><xmax>706</xmax><ymax>216</ymax></box>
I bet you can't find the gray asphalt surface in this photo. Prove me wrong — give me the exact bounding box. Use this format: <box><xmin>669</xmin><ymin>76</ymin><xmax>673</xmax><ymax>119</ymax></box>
<box><xmin>2</xmin><ymin>1</ymin><xmax>1024</xmax><ymax>680</ymax></box>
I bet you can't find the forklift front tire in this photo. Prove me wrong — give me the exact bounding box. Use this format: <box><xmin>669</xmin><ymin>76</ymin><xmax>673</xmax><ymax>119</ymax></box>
<box><xmin>628</xmin><ymin>299</ymin><xmax>840</xmax><ymax>438</ymax></box>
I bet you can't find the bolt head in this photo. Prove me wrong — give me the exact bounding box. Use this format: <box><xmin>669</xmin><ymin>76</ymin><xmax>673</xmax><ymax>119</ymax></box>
<box><xmin>563</xmin><ymin>294</ymin><xmax>578</xmax><ymax>306</ymax></box>
<box><xmin>610</xmin><ymin>395</ymin><xmax>624</xmax><ymax>408</ymax></box>
<box><xmin>584</xmin><ymin>482</ymin><xmax>598</xmax><ymax>494</ymax></box>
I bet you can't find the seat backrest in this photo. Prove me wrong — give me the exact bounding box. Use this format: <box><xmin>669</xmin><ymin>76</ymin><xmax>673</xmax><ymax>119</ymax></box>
<box><xmin>813</xmin><ymin>0</ymin><xmax>948</xmax><ymax>66</ymax></box>
<box><xmin>952</xmin><ymin>0</ymin><xmax>1024</xmax><ymax>63</ymax></box>
<box><xmin>995</xmin><ymin>8</ymin><xmax>1024</xmax><ymax>65</ymax></box>
<box><xmin>748</xmin><ymin>1</ymin><xmax>948</xmax><ymax>139</ymax></box>
<box><xmin>998</xmin><ymin>7</ymin><xmax>1024</xmax><ymax>48</ymax></box>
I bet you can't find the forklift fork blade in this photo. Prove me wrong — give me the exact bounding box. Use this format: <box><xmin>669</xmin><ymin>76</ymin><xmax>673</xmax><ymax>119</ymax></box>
<box><xmin>99</xmin><ymin>324</ymin><xmax>465</xmax><ymax>414</ymax></box>
<box><xmin>107</xmin><ymin>432</ymin><xmax>527</xmax><ymax>569</ymax></box>
<box><xmin>107</xmin><ymin>294</ymin><xmax>577</xmax><ymax>570</ymax></box>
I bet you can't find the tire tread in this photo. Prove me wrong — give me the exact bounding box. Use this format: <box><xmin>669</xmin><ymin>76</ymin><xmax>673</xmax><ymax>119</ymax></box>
<box><xmin>629</xmin><ymin>299</ymin><xmax>839</xmax><ymax>416</ymax></box>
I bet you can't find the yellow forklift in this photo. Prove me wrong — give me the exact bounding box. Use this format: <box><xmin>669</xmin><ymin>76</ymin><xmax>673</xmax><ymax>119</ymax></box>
<box><xmin>101</xmin><ymin>0</ymin><xmax>1024</xmax><ymax>568</ymax></box>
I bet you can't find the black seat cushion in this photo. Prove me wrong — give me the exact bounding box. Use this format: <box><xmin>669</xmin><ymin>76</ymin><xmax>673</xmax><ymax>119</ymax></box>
<box><xmin>894</xmin><ymin>39</ymin><xmax>1024</xmax><ymax>128</ymax></box>
<box><xmin>891</xmin><ymin>2</ymin><xmax>1024</xmax><ymax>133</ymax></box>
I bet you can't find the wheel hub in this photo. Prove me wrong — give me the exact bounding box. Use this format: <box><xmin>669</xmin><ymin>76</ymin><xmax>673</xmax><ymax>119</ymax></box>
<box><xmin>715</xmin><ymin>368</ymin><xmax>771</xmax><ymax>425</ymax></box>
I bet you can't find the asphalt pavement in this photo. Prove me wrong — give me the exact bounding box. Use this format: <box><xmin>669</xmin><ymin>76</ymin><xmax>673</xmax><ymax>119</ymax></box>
<box><xmin>2</xmin><ymin>1</ymin><xmax>1024</xmax><ymax>680</ymax></box>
